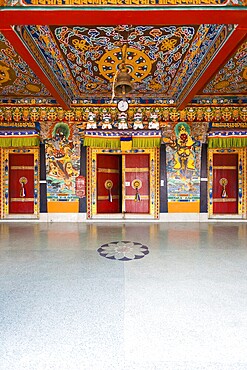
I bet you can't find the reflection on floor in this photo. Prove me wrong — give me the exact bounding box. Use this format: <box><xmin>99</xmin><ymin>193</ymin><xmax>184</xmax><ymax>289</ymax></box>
<box><xmin>1</xmin><ymin>222</ymin><xmax>247</xmax><ymax>370</ymax></box>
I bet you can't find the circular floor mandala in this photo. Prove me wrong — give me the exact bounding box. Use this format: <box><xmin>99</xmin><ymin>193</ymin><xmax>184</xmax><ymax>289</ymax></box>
<box><xmin>97</xmin><ymin>241</ymin><xmax>149</xmax><ymax>261</ymax></box>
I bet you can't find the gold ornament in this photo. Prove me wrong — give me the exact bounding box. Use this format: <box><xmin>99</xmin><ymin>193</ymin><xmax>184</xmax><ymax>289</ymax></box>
<box><xmin>219</xmin><ymin>178</ymin><xmax>228</xmax><ymax>198</ymax></box>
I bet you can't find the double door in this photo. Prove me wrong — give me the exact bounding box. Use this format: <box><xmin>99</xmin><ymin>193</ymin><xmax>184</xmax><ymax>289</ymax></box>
<box><xmin>97</xmin><ymin>154</ymin><xmax>150</xmax><ymax>214</ymax></box>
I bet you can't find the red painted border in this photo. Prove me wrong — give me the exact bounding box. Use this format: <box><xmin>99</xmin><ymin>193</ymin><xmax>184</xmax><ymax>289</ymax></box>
<box><xmin>0</xmin><ymin>9</ymin><xmax>247</xmax><ymax>27</ymax></box>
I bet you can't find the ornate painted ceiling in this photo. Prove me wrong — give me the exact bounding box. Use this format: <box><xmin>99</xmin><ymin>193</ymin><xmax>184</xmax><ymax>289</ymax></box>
<box><xmin>0</xmin><ymin>5</ymin><xmax>247</xmax><ymax>110</ymax></box>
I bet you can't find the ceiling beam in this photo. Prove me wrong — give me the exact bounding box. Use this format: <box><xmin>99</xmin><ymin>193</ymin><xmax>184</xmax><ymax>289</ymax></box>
<box><xmin>0</xmin><ymin>26</ymin><xmax>71</xmax><ymax>110</ymax></box>
<box><xmin>177</xmin><ymin>26</ymin><xmax>247</xmax><ymax>110</ymax></box>
<box><xmin>1</xmin><ymin>8</ymin><xmax>247</xmax><ymax>27</ymax></box>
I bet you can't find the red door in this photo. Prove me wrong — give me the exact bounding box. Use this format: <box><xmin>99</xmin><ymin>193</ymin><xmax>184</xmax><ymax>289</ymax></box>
<box><xmin>125</xmin><ymin>154</ymin><xmax>149</xmax><ymax>214</ymax></box>
<box><xmin>9</xmin><ymin>154</ymin><xmax>34</xmax><ymax>214</ymax></box>
<box><xmin>213</xmin><ymin>154</ymin><xmax>238</xmax><ymax>214</ymax></box>
<box><xmin>97</xmin><ymin>155</ymin><xmax>121</xmax><ymax>213</ymax></box>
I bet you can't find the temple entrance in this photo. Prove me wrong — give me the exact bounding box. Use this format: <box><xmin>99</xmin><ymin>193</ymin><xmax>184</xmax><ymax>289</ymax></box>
<box><xmin>96</xmin><ymin>154</ymin><xmax>150</xmax><ymax>214</ymax></box>
<box><xmin>88</xmin><ymin>148</ymin><xmax>159</xmax><ymax>219</ymax></box>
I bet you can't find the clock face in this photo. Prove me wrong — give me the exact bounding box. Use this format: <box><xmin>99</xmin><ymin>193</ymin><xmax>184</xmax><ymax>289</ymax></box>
<box><xmin>117</xmin><ymin>100</ymin><xmax>129</xmax><ymax>112</ymax></box>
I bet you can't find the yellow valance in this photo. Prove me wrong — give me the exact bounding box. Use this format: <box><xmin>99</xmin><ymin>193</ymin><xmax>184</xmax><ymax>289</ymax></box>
<box><xmin>83</xmin><ymin>136</ymin><xmax>121</xmax><ymax>149</ymax></box>
<box><xmin>0</xmin><ymin>136</ymin><xmax>40</xmax><ymax>148</ymax></box>
<box><xmin>83</xmin><ymin>130</ymin><xmax>161</xmax><ymax>149</ymax></box>
<box><xmin>132</xmin><ymin>137</ymin><xmax>161</xmax><ymax>148</ymax></box>
<box><xmin>0</xmin><ymin>129</ymin><xmax>40</xmax><ymax>148</ymax></box>
<box><xmin>208</xmin><ymin>131</ymin><xmax>247</xmax><ymax>149</ymax></box>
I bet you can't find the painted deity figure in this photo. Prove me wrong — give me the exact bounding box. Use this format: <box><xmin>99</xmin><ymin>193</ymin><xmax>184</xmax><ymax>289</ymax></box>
<box><xmin>64</xmin><ymin>161</ymin><xmax>79</xmax><ymax>178</ymax></box>
<box><xmin>46</xmin><ymin>122</ymin><xmax>80</xmax><ymax>197</ymax></box>
<box><xmin>148</xmin><ymin>110</ymin><xmax>160</xmax><ymax>130</ymax></box>
<box><xmin>86</xmin><ymin>111</ymin><xmax>97</xmax><ymax>130</ymax></box>
<box><xmin>117</xmin><ymin>112</ymin><xmax>128</xmax><ymax>130</ymax></box>
<box><xmin>133</xmin><ymin>110</ymin><xmax>144</xmax><ymax>130</ymax></box>
<box><xmin>173</xmin><ymin>122</ymin><xmax>196</xmax><ymax>170</ymax></box>
<box><xmin>101</xmin><ymin>110</ymin><xmax>112</xmax><ymax>129</ymax></box>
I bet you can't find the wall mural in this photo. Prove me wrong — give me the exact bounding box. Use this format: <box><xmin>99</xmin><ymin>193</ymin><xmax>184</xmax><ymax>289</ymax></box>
<box><xmin>164</xmin><ymin>122</ymin><xmax>207</xmax><ymax>208</ymax></box>
<box><xmin>0</xmin><ymin>32</ymin><xmax>51</xmax><ymax>99</ymax></box>
<box><xmin>41</xmin><ymin>122</ymin><xmax>81</xmax><ymax>202</ymax></box>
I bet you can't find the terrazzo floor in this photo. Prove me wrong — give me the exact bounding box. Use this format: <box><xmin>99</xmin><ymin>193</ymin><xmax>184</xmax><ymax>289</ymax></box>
<box><xmin>1</xmin><ymin>222</ymin><xmax>247</xmax><ymax>370</ymax></box>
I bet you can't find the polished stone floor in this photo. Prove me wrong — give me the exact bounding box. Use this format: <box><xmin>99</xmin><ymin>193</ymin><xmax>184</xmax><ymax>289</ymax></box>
<box><xmin>1</xmin><ymin>222</ymin><xmax>247</xmax><ymax>370</ymax></box>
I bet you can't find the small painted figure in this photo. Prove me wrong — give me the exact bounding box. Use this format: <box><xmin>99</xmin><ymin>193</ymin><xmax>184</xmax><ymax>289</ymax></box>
<box><xmin>117</xmin><ymin>112</ymin><xmax>128</xmax><ymax>129</ymax></box>
<box><xmin>86</xmin><ymin>111</ymin><xmax>97</xmax><ymax>130</ymax></box>
<box><xmin>101</xmin><ymin>110</ymin><xmax>112</xmax><ymax>129</ymax></box>
<box><xmin>133</xmin><ymin>110</ymin><xmax>144</xmax><ymax>130</ymax></box>
<box><xmin>148</xmin><ymin>109</ymin><xmax>160</xmax><ymax>130</ymax></box>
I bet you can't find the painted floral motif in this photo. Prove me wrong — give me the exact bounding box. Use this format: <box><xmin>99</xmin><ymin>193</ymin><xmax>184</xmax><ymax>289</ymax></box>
<box><xmin>0</xmin><ymin>32</ymin><xmax>50</xmax><ymax>98</ymax></box>
<box><xmin>202</xmin><ymin>40</ymin><xmax>247</xmax><ymax>95</ymax></box>
<box><xmin>97</xmin><ymin>241</ymin><xmax>149</xmax><ymax>261</ymax></box>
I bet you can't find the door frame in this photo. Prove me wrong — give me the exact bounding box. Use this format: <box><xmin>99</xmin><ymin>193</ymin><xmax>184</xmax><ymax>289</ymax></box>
<box><xmin>208</xmin><ymin>148</ymin><xmax>245</xmax><ymax>218</ymax></box>
<box><xmin>1</xmin><ymin>147</ymin><xmax>40</xmax><ymax>219</ymax></box>
<box><xmin>87</xmin><ymin>147</ymin><xmax>160</xmax><ymax>219</ymax></box>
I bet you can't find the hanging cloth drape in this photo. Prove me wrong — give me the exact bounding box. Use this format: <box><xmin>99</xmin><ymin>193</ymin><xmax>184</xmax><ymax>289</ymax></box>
<box><xmin>0</xmin><ymin>129</ymin><xmax>40</xmax><ymax>147</ymax></box>
<box><xmin>83</xmin><ymin>134</ymin><xmax>121</xmax><ymax>149</ymax></box>
<box><xmin>132</xmin><ymin>135</ymin><xmax>161</xmax><ymax>148</ymax></box>
<box><xmin>208</xmin><ymin>130</ymin><xmax>247</xmax><ymax>149</ymax></box>
<box><xmin>83</xmin><ymin>130</ymin><xmax>161</xmax><ymax>149</ymax></box>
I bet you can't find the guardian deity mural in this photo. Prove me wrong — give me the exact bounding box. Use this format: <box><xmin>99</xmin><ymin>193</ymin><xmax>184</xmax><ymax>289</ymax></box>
<box><xmin>41</xmin><ymin>122</ymin><xmax>80</xmax><ymax>202</ymax></box>
<box><xmin>165</xmin><ymin>122</ymin><xmax>202</xmax><ymax>212</ymax></box>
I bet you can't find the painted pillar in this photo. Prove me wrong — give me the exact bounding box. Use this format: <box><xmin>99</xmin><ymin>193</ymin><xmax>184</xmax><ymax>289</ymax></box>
<box><xmin>40</xmin><ymin>143</ymin><xmax>47</xmax><ymax>213</ymax></box>
<box><xmin>79</xmin><ymin>144</ymin><xmax>86</xmax><ymax>213</ymax></box>
<box><xmin>200</xmin><ymin>143</ymin><xmax>208</xmax><ymax>213</ymax></box>
<box><xmin>160</xmin><ymin>145</ymin><xmax>168</xmax><ymax>213</ymax></box>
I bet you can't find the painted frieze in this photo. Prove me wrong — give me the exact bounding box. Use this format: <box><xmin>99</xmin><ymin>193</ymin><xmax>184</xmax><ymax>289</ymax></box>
<box><xmin>2</xmin><ymin>0</ymin><xmax>246</xmax><ymax>6</ymax></box>
<box><xmin>1</xmin><ymin>106</ymin><xmax>247</xmax><ymax>127</ymax></box>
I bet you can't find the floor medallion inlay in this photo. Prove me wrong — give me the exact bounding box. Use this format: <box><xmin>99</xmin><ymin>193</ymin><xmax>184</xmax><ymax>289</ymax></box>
<box><xmin>97</xmin><ymin>241</ymin><xmax>149</xmax><ymax>261</ymax></box>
